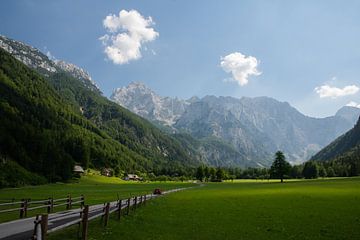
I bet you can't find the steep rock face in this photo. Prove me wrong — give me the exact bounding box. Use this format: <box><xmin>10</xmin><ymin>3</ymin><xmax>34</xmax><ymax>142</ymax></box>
<box><xmin>176</xmin><ymin>96</ymin><xmax>359</xmax><ymax>164</ymax></box>
<box><xmin>111</xmin><ymin>82</ymin><xmax>189</xmax><ymax>126</ymax></box>
<box><xmin>0</xmin><ymin>35</ymin><xmax>56</xmax><ymax>73</ymax></box>
<box><xmin>0</xmin><ymin>35</ymin><xmax>100</xmax><ymax>93</ymax></box>
<box><xmin>53</xmin><ymin>60</ymin><xmax>99</xmax><ymax>93</ymax></box>
<box><xmin>112</xmin><ymin>82</ymin><xmax>360</xmax><ymax>165</ymax></box>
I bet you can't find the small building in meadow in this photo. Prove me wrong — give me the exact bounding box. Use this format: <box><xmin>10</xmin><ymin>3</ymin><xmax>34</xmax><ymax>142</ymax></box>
<box><xmin>124</xmin><ymin>174</ymin><xmax>142</xmax><ymax>181</ymax></box>
<box><xmin>101</xmin><ymin>168</ymin><xmax>113</xmax><ymax>177</ymax></box>
<box><xmin>73</xmin><ymin>165</ymin><xmax>85</xmax><ymax>176</ymax></box>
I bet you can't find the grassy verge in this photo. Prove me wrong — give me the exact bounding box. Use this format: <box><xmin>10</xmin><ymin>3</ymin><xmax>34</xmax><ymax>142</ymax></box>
<box><xmin>49</xmin><ymin>177</ymin><xmax>360</xmax><ymax>240</ymax></box>
<box><xmin>0</xmin><ymin>174</ymin><xmax>194</xmax><ymax>223</ymax></box>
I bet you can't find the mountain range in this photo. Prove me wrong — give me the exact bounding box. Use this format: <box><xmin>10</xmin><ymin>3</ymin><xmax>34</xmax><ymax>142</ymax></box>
<box><xmin>1</xmin><ymin>34</ymin><xmax>359</xmax><ymax>184</ymax></box>
<box><xmin>111</xmin><ymin>82</ymin><xmax>360</xmax><ymax>166</ymax></box>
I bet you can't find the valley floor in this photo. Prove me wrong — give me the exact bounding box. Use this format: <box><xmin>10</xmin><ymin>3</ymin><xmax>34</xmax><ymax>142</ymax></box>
<box><xmin>0</xmin><ymin>175</ymin><xmax>193</xmax><ymax>223</ymax></box>
<box><xmin>48</xmin><ymin>177</ymin><xmax>360</xmax><ymax>240</ymax></box>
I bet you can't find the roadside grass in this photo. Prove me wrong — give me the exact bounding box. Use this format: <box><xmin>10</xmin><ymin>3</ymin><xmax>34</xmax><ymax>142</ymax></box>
<box><xmin>0</xmin><ymin>174</ymin><xmax>194</xmax><ymax>223</ymax></box>
<box><xmin>49</xmin><ymin>177</ymin><xmax>360</xmax><ymax>240</ymax></box>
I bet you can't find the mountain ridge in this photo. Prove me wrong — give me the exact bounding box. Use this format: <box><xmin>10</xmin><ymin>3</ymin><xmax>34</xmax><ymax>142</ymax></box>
<box><xmin>111</xmin><ymin>82</ymin><xmax>360</xmax><ymax>165</ymax></box>
<box><xmin>0</xmin><ymin>35</ymin><xmax>100</xmax><ymax>93</ymax></box>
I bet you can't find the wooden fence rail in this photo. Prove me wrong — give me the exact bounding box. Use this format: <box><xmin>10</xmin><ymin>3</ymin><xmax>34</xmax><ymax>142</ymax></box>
<box><xmin>0</xmin><ymin>195</ymin><xmax>85</xmax><ymax>218</ymax></box>
<box><xmin>30</xmin><ymin>193</ymin><xmax>153</xmax><ymax>240</ymax></box>
<box><xmin>0</xmin><ymin>187</ymin><xmax>190</xmax><ymax>240</ymax></box>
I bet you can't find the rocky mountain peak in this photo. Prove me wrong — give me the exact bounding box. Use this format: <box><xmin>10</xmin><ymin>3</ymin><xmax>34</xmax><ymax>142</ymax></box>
<box><xmin>335</xmin><ymin>106</ymin><xmax>360</xmax><ymax>124</ymax></box>
<box><xmin>54</xmin><ymin>60</ymin><xmax>99</xmax><ymax>92</ymax></box>
<box><xmin>0</xmin><ymin>35</ymin><xmax>56</xmax><ymax>73</ymax></box>
<box><xmin>111</xmin><ymin>82</ymin><xmax>189</xmax><ymax>126</ymax></box>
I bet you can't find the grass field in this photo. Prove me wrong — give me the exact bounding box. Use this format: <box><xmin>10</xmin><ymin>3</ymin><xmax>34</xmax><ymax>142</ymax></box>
<box><xmin>49</xmin><ymin>177</ymin><xmax>360</xmax><ymax>240</ymax></box>
<box><xmin>0</xmin><ymin>174</ymin><xmax>194</xmax><ymax>223</ymax></box>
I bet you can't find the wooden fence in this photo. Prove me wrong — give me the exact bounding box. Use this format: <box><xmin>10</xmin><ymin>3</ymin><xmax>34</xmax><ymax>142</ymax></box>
<box><xmin>0</xmin><ymin>188</ymin><xmax>188</xmax><ymax>240</ymax></box>
<box><xmin>31</xmin><ymin>193</ymin><xmax>151</xmax><ymax>240</ymax></box>
<box><xmin>0</xmin><ymin>195</ymin><xmax>85</xmax><ymax>218</ymax></box>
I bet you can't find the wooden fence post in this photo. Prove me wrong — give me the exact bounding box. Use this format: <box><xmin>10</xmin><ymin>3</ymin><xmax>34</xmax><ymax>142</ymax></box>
<box><xmin>144</xmin><ymin>195</ymin><xmax>146</xmax><ymax>205</ymax></box>
<box><xmin>81</xmin><ymin>195</ymin><xmax>85</xmax><ymax>208</ymax></box>
<box><xmin>117</xmin><ymin>200</ymin><xmax>122</xmax><ymax>220</ymax></box>
<box><xmin>32</xmin><ymin>215</ymin><xmax>40</xmax><ymax>240</ymax></box>
<box><xmin>24</xmin><ymin>199</ymin><xmax>28</xmax><ymax>217</ymax></box>
<box><xmin>134</xmin><ymin>196</ymin><xmax>137</xmax><ymax>210</ymax></box>
<box><xmin>41</xmin><ymin>214</ymin><xmax>48</xmax><ymax>240</ymax></box>
<box><xmin>104</xmin><ymin>202</ymin><xmax>110</xmax><ymax>227</ymax></box>
<box><xmin>19</xmin><ymin>199</ymin><xmax>24</xmax><ymax>218</ymax></box>
<box><xmin>67</xmin><ymin>194</ymin><xmax>72</xmax><ymax>210</ymax></box>
<box><xmin>20</xmin><ymin>199</ymin><xmax>28</xmax><ymax>218</ymax></box>
<box><xmin>126</xmin><ymin>198</ymin><xmax>130</xmax><ymax>215</ymax></box>
<box><xmin>47</xmin><ymin>198</ymin><xmax>53</xmax><ymax>213</ymax></box>
<box><xmin>82</xmin><ymin>205</ymin><xmax>89</xmax><ymax>240</ymax></box>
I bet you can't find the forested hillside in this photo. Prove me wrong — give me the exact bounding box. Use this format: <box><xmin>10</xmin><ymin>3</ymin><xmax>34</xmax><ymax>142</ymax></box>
<box><xmin>47</xmin><ymin>72</ymin><xmax>199</xmax><ymax>175</ymax></box>
<box><xmin>311</xmin><ymin>117</ymin><xmax>360</xmax><ymax>176</ymax></box>
<box><xmin>0</xmin><ymin>48</ymin><xmax>199</xmax><ymax>187</ymax></box>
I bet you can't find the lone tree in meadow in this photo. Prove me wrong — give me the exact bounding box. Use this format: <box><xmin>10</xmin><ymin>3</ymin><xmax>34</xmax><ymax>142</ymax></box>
<box><xmin>270</xmin><ymin>151</ymin><xmax>291</xmax><ymax>183</ymax></box>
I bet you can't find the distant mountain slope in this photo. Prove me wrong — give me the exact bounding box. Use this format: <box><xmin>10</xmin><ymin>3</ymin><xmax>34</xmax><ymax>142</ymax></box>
<box><xmin>173</xmin><ymin>134</ymin><xmax>258</xmax><ymax>168</ymax></box>
<box><xmin>0</xmin><ymin>35</ymin><xmax>100</xmax><ymax>93</ymax></box>
<box><xmin>311</xmin><ymin>117</ymin><xmax>360</xmax><ymax>161</ymax></box>
<box><xmin>112</xmin><ymin>82</ymin><xmax>360</xmax><ymax>165</ymax></box>
<box><xmin>0</xmin><ymin>48</ymin><xmax>149</xmax><ymax>182</ymax></box>
<box><xmin>0</xmin><ymin>35</ymin><xmax>202</xmax><ymax>182</ymax></box>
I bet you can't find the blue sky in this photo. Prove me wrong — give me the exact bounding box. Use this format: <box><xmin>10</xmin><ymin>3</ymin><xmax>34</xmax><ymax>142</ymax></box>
<box><xmin>1</xmin><ymin>0</ymin><xmax>360</xmax><ymax>117</ymax></box>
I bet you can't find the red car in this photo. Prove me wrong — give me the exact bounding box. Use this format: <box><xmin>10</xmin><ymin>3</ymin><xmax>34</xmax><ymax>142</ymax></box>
<box><xmin>153</xmin><ymin>188</ymin><xmax>162</xmax><ymax>195</ymax></box>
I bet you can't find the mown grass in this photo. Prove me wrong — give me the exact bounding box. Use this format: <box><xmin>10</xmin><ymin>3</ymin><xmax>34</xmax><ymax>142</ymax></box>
<box><xmin>49</xmin><ymin>177</ymin><xmax>360</xmax><ymax>240</ymax></box>
<box><xmin>0</xmin><ymin>174</ymin><xmax>194</xmax><ymax>223</ymax></box>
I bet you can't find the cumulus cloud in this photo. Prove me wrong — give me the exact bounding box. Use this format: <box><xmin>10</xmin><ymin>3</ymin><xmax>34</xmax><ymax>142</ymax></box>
<box><xmin>346</xmin><ymin>101</ymin><xmax>360</xmax><ymax>108</ymax></box>
<box><xmin>100</xmin><ymin>9</ymin><xmax>159</xmax><ymax>64</ymax></box>
<box><xmin>220</xmin><ymin>52</ymin><xmax>261</xmax><ymax>86</ymax></box>
<box><xmin>314</xmin><ymin>85</ymin><xmax>359</xmax><ymax>98</ymax></box>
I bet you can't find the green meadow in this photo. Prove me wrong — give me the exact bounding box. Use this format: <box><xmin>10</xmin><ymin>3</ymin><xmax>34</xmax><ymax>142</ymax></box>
<box><xmin>49</xmin><ymin>177</ymin><xmax>360</xmax><ymax>240</ymax></box>
<box><xmin>0</xmin><ymin>174</ymin><xmax>193</xmax><ymax>223</ymax></box>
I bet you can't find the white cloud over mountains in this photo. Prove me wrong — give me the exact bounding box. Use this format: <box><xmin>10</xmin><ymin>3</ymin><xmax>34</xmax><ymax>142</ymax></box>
<box><xmin>314</xmin><ymin>85</ymin><xmax>359</xmax><ymax>98</ymax></box>
<box><xmin>100</xmin><ymin>9</ymin><xmax>159</xmax><ymax>64</ymax></box>
<box><xmin>220</xmin><ymin>52</ymin><xmax>261</xmax><ymax>86</ymax></box>
<box><xmin>346</xmin><ymin>101</ymin><xmax>360</xmax><ymax>108</ymax></box>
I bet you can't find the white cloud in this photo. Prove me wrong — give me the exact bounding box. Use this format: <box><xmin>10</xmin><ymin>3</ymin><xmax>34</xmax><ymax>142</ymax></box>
<box><xmin>346</xmin><ymin>101</ymin><xmax>360</xmax><ymax>108</ymax></box>
<box><xmin>220</xmin><ymin>52</ymin><xmax>261</xmax><ymax>86</ymax></box>
<box><xmin>314</xmin><ymin>85</ymin><xmax>359</xmax><ymax>98</ymax></box>
<box><xmin>100</xmin><ymin>9</ymin><xmax>159</xmax><ymax>64</ymax></box>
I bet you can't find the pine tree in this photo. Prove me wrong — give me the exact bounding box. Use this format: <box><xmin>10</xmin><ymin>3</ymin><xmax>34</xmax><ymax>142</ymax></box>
<box><xmin>270</xmin><ymin>151</ymin><xmax>291</xmax><ymax>183</ymax></box>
